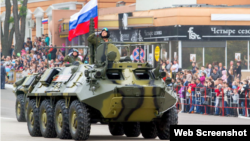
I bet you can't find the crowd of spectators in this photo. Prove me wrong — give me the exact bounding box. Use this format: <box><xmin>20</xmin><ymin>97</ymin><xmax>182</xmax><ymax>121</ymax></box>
<box><xmin>160</xmin><ymin>60</ymin><xmax>250</xmax><ymax>117</ymax></box>
<box><xmin>0</xmin><ymin>34</ymin><xmax>87</xmax><ymax>82</ymax></box>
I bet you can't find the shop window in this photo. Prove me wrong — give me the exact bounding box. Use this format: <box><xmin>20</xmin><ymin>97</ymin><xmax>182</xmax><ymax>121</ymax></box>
<box><xmin>227</xmin><ymin>41</ymin><xmax>248</xmax><ymax>70</ymax></box>
<box><xmin>205</xmin><ymin>47</ymin><xmax>225</xmax><ymax>68</ymax></box>
<box><xmin>182</xmin><ymin>47</ymin><xmax>203</xmax><ymax>69</ymax></box>
<box><xmin>161</xmin><ymin>43</ymin><xmax>169</xmax><ymax>62</ymax></box>
<box><xmin>121</xmin><ymin>47</ymin><xmax>128</xmax><ymax>57</ymax></box>
<box><xmin>171</xmin><ymin>41</ymin><xmax>179</xmax><ymax>62</ymax></box>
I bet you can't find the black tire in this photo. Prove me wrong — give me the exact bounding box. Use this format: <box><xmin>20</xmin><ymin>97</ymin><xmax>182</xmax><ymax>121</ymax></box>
<box><xmin>156</xmin><ymin>107</ymin><xmax>178</xmax><ymax>140</ymax></box>
<box><xmin>39</xmin><ymin>99</ymin><xmax>57</xmax><ymax>138</ymax></box>
<box><xmin>24</xmin><ymin>98</ymin><xmax>29</xmax><ymax>121</ymax></box>
<box><xmin>108</xmin><ymin>122</ymin><xmax>124</xmax><ymax>136</ymax></box>
<box><xmin>27</xmin><ymin>99</ymin><xmax>42</xmax><ymax>136</ymax></box>
<box><xmin>69</xmin><ymin>100</ymin><xmax>91</xmax><ymax>140</ymax></box>
<box><xmin>123</xmin><ymin>122</ymin><xmax>140</xmax><ymax>137</ymax></box>
<box><xmin>15</xmin><ymin>94</ymin><xmax>26</xmax><ymax>122</ymax></box>
<box><xmin>140</xmin><ymin>122</ymin><xmax>157</xmax><ymax>139</ymax></box>
<box><xmin>54</xmin><ymin>99</ymin><xmax>72</xmax><ymax>139</ymax></box>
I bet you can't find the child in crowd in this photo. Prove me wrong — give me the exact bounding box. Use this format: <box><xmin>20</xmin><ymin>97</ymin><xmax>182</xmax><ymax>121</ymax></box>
<box><xmin>231</xmin><ymin>89</ymin><xmax>239</xmax><ymax>117</ymax></box>
<box><xmin>178</xmin><ymin>83</ymin><xmax>185</xmax><ymax>113</ymax></box>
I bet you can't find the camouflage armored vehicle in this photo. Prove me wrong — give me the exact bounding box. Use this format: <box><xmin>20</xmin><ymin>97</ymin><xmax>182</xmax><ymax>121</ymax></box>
<box><xmin>14</xmin><ymin>73</ymin><xmax>41</xmax><ymax>122</ymax></box>
<box><xmin>13</xmin><ymin>19</ymin><xmax>178</xmax><ymax>140</ymax></box>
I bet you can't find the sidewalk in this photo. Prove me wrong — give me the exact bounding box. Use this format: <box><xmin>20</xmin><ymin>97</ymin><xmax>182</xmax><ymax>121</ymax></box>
<box><xmin>5</xmin><ymin>84</ymin><xmax>13</xmax><ymax>89</ymax></box>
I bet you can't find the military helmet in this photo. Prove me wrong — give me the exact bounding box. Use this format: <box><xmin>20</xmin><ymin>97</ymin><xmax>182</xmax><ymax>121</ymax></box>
<box><xmin>100</xmin><ymin>27</ymin><xmax>110</xmax><ymax>38</ymax></box>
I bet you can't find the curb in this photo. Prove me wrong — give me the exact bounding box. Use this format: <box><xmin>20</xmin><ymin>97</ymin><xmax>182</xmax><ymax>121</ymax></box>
<box><xmin>5</xmin><ymin>84</ymin><xmax>13</xmax><ymax>89</ymax></box>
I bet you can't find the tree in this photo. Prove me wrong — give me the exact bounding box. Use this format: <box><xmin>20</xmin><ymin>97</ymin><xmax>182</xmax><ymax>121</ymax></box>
<box><xmin>12</xmin><ymin>0</ymin><xmax>28</xmax><ymax>54</ymax></box>
<box><xmin>0</xmin><ymin>0</ymin><xmax>15</xmax><ymax>56</ymax></box>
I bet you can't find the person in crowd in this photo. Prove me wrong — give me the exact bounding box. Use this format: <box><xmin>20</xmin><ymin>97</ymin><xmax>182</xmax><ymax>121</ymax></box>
<box><xmin>236</xmin><ymin>61</ymin><xmax>242</xmax><ymax>81</ymax></box>
<box><xmin>223</xmin><ymin>83</ymin><xmax>231</xmax><ymax>116</ymax></box>
<box><xmin>206</xmin><ymin>64</ymin><xmax>212</xmax><ymax>78</ymax></box>
<box><xmin>188</xmin><ymin>80</ymin><xmax>197</xmax><ymax>113</ymax></box>
<box><xmin>45</xmin><ymin>34</ymin><xmax>50</xmax><ymax>46</ymax></box>
<box><xmin>221</xmin><ymin>70</ymin><xmax>227</xmax><ymax>82</ymax></box>
<box><xmin>171</xmin><ymin>60</ymin><xmax>179</xmax><ymax>79</ymax></box>
<box><xmin>214</xmin><ymin>85</ymin><xmax>222</xmax><ymax>116</ymax></box>
<box><xmin>191</xmin><ymin>62</ymin><xmax>196</xmax><ymax>74</ymax></box>
<box><xmin>200</xmin><ymin>72</ymin><xmax>206</xmax><ymax>85</ymax></box>
<box><xmin>165</xmin><ymin>60</ymin><xmax>171</xmax><ymax>73</ymax></box>
<box><xmin>210</xmin><ymin>69</ymin><xmax>220</xmax><ymax>81</ymax></box>
<box><xmin>228</xmin><ymin>61</ymin><xmax>237</xmax><ymax>79</ymax></box>
<box><xmin>199</xmin><ymin>66</ymin><xmax>207</xmax><ymax>77</ymax></box>
<box><xmin>214</xmin><ymin>65</ymin><xmax>222</xmax><ymax>78</ymax></box>
<box><xmin>3</xmin><ymin>56</ymin><xmax>11</xmax><ymax>66</ymax></box>
<box><xmin>22</xmin><ymin>66</ymin><xmax>30</xmax><ymax>76</ymax></box>
<box><xmin>238</xmin><ymin>80</ymin><xmax>248</xmax><ymax>116</ymax></box>
<box><xmin>50</xmin><ymin>59</ymin><xmax>55</xmax><ymax>68</ymax></box>
<box><xmin>218</xmin><ymin>62</ymin><xmax>225</xmax><ymax>71</ymax></box>
<box><xmin>231</xmin><ymin>89</ymin><xmax>239</xmax><ymax>117</ymax></box>
<box><xmin>178</xmin><ymin>82</ymin><xmax>185</xmax><ymax>113</ymax></box>
<box><xmin>27</xmin><ymin>37</ymin><xmax>32</xmax><ymax>48</ymax></box>
<box><xmin>194</xmin><ymin>67</ymin><xmax>199</xmax><ymax>75</ymax></box>
<box><xmin>50</xmin><ymin>46</ymin><xmax>57</xmax><ymax>60</ymax></box>
<box><xmin>161</xmin><ymin>62</ymin><xmax>166</xmax><ymax>72</ymax></box>
<box><xmin>195</xmin><ymin>79</ymin><xmax>204</xmax><ymax>114</ymax></box>
<box><xmin>1</xmin><ymin>62</ymin><xmax>6</xmax><ymax>89</ymax></box>
<box><xmin>232</xmin><ymin>81</ymin><xmax>238</xmax><ymax>90</ymax></box>
<box><xmin>227</xmin><ymin>69</ymin><xmax>234</xmax><ymax>88</ymax></box>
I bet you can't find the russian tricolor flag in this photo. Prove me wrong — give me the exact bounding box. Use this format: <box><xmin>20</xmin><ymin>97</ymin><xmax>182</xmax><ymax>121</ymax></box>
<box><xmin>68</xmin><ymin>0</ymin><xmax>98</xmax><ymax>41</ymax></box>
<box><xmin>42</xmin><ymin>19</ymin><xmax>48</xmax><ymax>24</ymax></box>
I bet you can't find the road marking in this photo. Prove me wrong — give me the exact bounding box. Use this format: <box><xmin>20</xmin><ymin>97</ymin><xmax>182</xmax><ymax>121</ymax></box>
<box><xmin>1</xmin><ymin>117</ymin><xmax>16</xmax><ymax>120</ymax></box>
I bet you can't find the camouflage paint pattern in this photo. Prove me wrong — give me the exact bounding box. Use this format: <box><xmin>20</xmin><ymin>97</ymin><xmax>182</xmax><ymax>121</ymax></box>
<box><xmin>14</xmin><ymin>43</ymin><xmax>177</xmax><ymax>122</ymax></box>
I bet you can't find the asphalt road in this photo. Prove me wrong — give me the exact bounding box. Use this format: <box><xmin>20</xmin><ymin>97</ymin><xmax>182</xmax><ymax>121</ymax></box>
<box><xmin>1</xmin><ymin>87</ymin><xmax>250</xmax><ymax>141</ymax></box>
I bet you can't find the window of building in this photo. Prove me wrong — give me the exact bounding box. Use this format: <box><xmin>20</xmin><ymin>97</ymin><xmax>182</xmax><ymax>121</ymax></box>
<box><xmin>171</xmin><ymin>41</ymin><xmax>179</xmax><ymax>62</ymax></box>
<box><xmin>161</xmin><ymin>43</ymin><xmax>169</xmax><ymax>61</ymax></box>
<box><xmin>182</xmin><ymin>47</ymin><xmax>203</xmax><ymax>69</ymax></box>
<box><xmin>58</xmin><ymin>7</ymin><xmax>70</xmax><ymax>10</ymax></box>
<box><xmin>227</xmin><ymin>41</ymin><xmax>248</xmax><ymax>70</ymax></box>
<box><xmin>205</xmin><ymin>47</ymin><xmax>225</xmax><ymax>68</ymax></box>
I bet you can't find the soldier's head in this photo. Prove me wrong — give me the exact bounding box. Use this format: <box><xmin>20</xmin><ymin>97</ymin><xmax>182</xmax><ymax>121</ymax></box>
<box><xmin>100</xmin><ymin>28</ymin><xmax>110</xmax><ymax>39</ymax></box>
<box><xmin>73</xmin><ymin>49</ymin><xmax>79</xmax><ymax>57</ymax></box>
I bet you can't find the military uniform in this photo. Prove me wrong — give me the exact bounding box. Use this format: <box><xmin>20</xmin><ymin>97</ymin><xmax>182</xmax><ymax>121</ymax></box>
<box><xmin>87</xmin><ymin>33</ymin><xmax>112</xmax><ymax>50</ymax></box>
<box><xmin>64</xmin><ymin>55</ymin><xmax>81</xmax><ymax>63</ymax></box>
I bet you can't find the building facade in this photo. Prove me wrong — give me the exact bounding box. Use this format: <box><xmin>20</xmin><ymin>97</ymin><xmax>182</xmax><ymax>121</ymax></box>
<box><xmin>0</xmin><ymin>0</ymin><xmax>136</xmax><ymax>45</ymax></box>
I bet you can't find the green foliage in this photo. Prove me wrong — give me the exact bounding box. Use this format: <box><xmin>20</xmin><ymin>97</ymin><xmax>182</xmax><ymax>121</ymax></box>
<box><xmin>18</xmin><ymin>0</ymin><xmax>27</xmax><ymax>17</ymax></box>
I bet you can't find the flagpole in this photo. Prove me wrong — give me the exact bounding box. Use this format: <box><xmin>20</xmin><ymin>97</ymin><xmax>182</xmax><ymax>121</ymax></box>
<box><xmin>96</xmin><ymin>0</ymin><xmax>99</xmax><ymax>45</ymax></box>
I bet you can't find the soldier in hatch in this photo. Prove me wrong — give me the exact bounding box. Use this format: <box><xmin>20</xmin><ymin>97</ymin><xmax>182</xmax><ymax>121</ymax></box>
<box><xmin>64</xmin><ymin>49</ymin><xmax>81</xmax><ymax>63</ymax></box>
<box><xmin>87</xmin><ymin>27</ymin><xmax>112</xmax><ymax>49</ymax></box>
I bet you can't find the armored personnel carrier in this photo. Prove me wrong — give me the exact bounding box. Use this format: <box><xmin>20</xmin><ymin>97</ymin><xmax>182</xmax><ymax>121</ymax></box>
<box><xmin>13</xmin><ymin>19</ymin><xmax>178</xmax><ymax>140</ymax></box>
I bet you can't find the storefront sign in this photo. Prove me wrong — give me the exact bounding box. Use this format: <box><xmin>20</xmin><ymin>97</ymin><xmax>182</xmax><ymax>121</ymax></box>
<box><xmin>155</xmin><ymin>46</ymin><xmax>160</xmax><ymax>62</ymax></box>
<box><xmin>114</xmin><ymin>25</ymin><xmax>250</xmax><ymax>42</ymax></box>
<box><xmin>60</xmin><ymin>34</ymin><xmax>68</xmax><ymax>38</ymax></box>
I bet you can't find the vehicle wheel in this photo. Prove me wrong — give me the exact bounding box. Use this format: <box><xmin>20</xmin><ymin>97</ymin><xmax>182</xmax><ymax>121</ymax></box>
<box><xmin>156</xmin><ymin>107</ymin><xmax>178</xmax><ymax>140</ymax></box>
<box><xmin>140</xmin><ymin>122</ymin><xmax>157</xmax><ymax>139</ymax></box>
<box><xmin>123</xmin><ymin>122</ymin><xmax>140</xmax><ymax>137</ymax></box>
<box><xmin>108</xmin><ymin>122</ymin><xmax>124</xmax><ymax>136</ymax></box>
<box><xmin>16</xmin><ymin>94</ymin><xmax>26</xmax><ymax>122</ymax></box>
<box><xmin>24</xmin><ymin>98</ymin><xmax>29</xmax><ymax>121</ymax></box>
<box><xmin>69</xmin><ymin>100</ymin><xmax>91</xmax><ymax>140</ymax></box>
<box><xmin>54</xmin><ymin>99</ymin><xmax>72</xmax><ymax>139</ymax></box>
<box><xmin>39</xmin><ymin>99</ymin><xmax>57</xmax><ymax>138</ymax></box>
<box><xmin>27</xmin><ymin>99</ymin><xmax>42</xmax><ymax>136</ymax></box>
